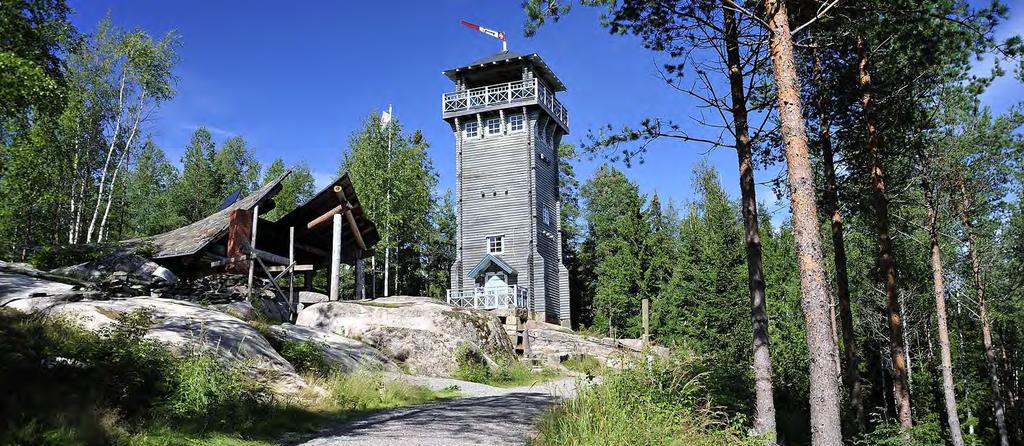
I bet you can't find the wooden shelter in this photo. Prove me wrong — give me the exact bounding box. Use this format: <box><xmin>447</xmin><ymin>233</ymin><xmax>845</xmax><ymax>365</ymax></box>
<box><xmin>138</xmin><ymin>171</ymin><xmax>378</xmax><ymax>298</ymax></box>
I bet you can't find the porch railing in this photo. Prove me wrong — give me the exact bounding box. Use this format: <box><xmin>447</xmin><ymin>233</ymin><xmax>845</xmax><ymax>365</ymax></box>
<box><xmin>442</xmin><ymin>78</ymin><xmax>568</xmax><ymax>129</ymax></box>
<box><xmin>446</xmin><ymin>285</ymin><xmax>529</xmax><ymax>310</ymax></box>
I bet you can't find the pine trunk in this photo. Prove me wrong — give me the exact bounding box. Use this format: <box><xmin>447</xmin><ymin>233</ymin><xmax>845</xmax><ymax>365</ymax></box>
<box><xmin>856</xmin><ymin>34</ymin><xmax>913</xmax><ymax>429</ymax></box>
<box><xmin>958</xmin><ymin>176</ymin><xmax>1010</xmax><ymax>446</ymax></box>
<box><xmin>762</xmin><ymin>1</ymin><xmax>843</xmax><ymax>443</ymax></box>
<box><xmin>815</xmin><ymin>47</ymin><xmax>865</xmax><ymax>432</ymax></box>
<box><xmin>722</xmin><ymin>5</ymin><xmax>776</xmax><ymax>441</ymax></box>
<box><xmin>921</xmin><ymin>152</ymin><xmax>964</xmax><ymax>446</ymax></box>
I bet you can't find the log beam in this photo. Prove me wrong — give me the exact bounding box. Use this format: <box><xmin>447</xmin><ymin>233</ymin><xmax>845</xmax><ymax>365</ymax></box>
<box><xmin>307</xmin><ymin>204</ymin><xmax>348</xmax><ymax>230</ymax></box>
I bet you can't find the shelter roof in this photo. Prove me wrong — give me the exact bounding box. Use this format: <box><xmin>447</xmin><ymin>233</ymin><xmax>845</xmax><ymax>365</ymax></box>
<box><xmin>141</xmin><ymin>173</ymin><xmax>289</xmax><ymax>259</ymax></box>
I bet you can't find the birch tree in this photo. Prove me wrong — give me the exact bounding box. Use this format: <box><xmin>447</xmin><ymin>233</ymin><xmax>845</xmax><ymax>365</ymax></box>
<box><xmin>85</xmin><ymin>21</ymin><xmax>178</xmax><ymax>243</ymax></box>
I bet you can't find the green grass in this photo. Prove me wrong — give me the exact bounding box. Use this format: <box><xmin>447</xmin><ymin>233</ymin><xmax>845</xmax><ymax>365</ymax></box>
<box><xmin>532</xmin><ymin>354</ymin><xmax>758</xmax><ymax>446</ymax></box>
<box><xmin>561</xmin><ymin>354</ymin><xmax>603</xmax><ymax>376</ymax></box>
<box><xmin>0</xmin><ymin>308</ymin><xmax>454</xmax><ymax>446</ymax></box>
<box><xmin>452</xmin><ymin>344</ymin><xmax>561</xmax><ymax>387</ymax></box>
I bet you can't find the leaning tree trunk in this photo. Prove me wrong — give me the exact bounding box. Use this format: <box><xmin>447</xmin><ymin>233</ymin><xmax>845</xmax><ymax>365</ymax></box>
<box><xmin>98</xmin><ymin>91</ymin><xmax>145</xmax><ymax>243</ymax></box>
<box><xmin>814</xmin><ymin>47</ymin><xmax>865</xmax><ymax>432</ymax></box>
<box><xmin>856</xmin><ymin>34</ymin><xmax>913</xmax><ymax>429</ymax></box>
<box><xmin>86</xmin><ymin>72</ymin><xmax>127</xmax><ymax>243</ymax></box>
<box><xmin>762</xmin><ymin>0</ymin><xmax>843</xmax><ymax>443</ymax></box>
<box><xmin>723</xmin><ymin>4</ymin><xmax>776</xmax><ymax>442</ymax></box>
<box><xmin>921</xmin><ymin>151</ymin><xmax>965</xmax><ymax>446</ymax></box>
<box><xmin>958</xmin><ymin>175</ymin><xmax>1010</xmax><ymax>446</ymax></box>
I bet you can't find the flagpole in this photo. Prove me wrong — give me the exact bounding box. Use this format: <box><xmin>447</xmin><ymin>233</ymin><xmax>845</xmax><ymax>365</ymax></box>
<box><xmin>383</xmin><ymin>104</ymin><xmax>392</xmax><ymax>297</ymax></box>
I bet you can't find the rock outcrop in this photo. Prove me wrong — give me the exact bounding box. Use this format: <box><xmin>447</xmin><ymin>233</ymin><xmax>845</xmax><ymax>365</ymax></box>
<box><xmin>6</xmin><ymin>293</ymin><xmax>294</xmax><ymax>373</ymax></box>
<box><xmin>264</xmin><ymin>323</ymin><xmax>397</xmax><ymax>373</ymax></box>
<box><xmin>524</xmin><ymin>320</ymin><xmax>669</xmax><ymax>368</ymax></box>
<box><xmin>296</xmin><ymin>296</ymin><xmax>515</xmax><ymax>376</ymax></box>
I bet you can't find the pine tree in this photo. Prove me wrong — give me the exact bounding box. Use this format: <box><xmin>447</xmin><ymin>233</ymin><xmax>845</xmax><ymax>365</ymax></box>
<box><xmin>175</xmin><ymin>127</ymin><xmax>219</xmax><ymax>222</ymax></box>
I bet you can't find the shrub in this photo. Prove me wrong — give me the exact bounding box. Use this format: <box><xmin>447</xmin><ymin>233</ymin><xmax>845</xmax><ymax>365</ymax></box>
<box><xmin>161</xmin><ymin>351</ymin><xmax>272</xmax><ymax>429</ymax></box>
<box><xmin>562</xmin><ymin>354</ymin><xmax>602</xmax><ymax>376</ymax></box>
<box><xmin>27</xmin><ymin>242</ymin><xmax>122</xmax><ymax>270</ymax></box>
<box><xmin>533</xmin><ymin>353</ymin><xmax>756</xmax><ymax>446</ymax></box>
<box><xmin>279</xmin><ymin>339</ymin><xmax>332</xmax><ymax>376</ymax></box>
<box><xmin>855</xmin><ymin>416</ymin><xmax>945</xmax><ymax>446</ymax></box>
<box><xmin>453</xmin><ymin>344</ymin><xmax>491</xmax><ymax>383</ymax></box>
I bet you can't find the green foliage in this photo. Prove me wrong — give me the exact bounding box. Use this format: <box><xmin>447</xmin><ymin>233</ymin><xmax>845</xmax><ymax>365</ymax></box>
<box><xmin>453</xmin><ymin>344</ymin><xmax>558</xmax><ymax>387</ymax></box>
<box><xmin>27</xmin><ymin>241</ymin><xmax>121</xmax><ymax>270</ymax></box>
<box><xmin>561</xmin><ymin>354</ymin><xmax>602</xmax><ymax>376</ymax></box>
<box><xmin>453</xmin><ymin>344</ymin><xmax>492</xmax><ymax>383</ymax></box>
<box><xmin>855</xmin><ymin>418</ymin><xmax>945</xmax><ymax>446</ymax></box>
<box><xmin>340</xmin><ymin>112</ymin><xmax>441</xmax><ymax>296</ymax></box>
<box><xmin>278</xmin><ymin>339</ymin><xmax>332</xmax><ymax>377</ymax></box>
<box><xmin>533</xmin><ymin>354</ymin><xmax>757</xmax><ymax>446</ymax></box>
<box><xmin>262</xmin><ymin>158</ymin><xmax>316</xmax><ymax>221</ymax></box>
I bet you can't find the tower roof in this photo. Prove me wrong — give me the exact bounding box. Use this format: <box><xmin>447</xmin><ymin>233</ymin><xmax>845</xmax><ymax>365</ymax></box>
<box><xmin>443</xmin><ymin>50</ymin><xmax>566</xmax><ymax>92</ymax></box>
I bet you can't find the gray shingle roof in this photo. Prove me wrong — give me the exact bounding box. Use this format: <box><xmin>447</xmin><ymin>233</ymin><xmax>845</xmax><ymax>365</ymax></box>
<box><xmin>443</xmin><ymin>51</ymin><xmax>566</xmax><ymax>92</ymax></box>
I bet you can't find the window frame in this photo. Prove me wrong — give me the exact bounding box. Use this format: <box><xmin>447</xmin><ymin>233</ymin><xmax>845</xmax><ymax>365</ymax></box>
<box><xmin>486</xmin><ymin>117</ymin><xmax>502</xmax><ymax>135</ymax></box>
<box><xmin>486</xmin><ymin>235</ymin><xmax>504</xmax><ymax>254</ymax></box>
<box><xmin>508</xmin><ymin>114</ymin><xmax>525</xmax><ymax>132</ymax></box>
<box><xmin>464</xmin><ymin>121</ymin><xmax>479</xmax><ymax>138</ymax></box>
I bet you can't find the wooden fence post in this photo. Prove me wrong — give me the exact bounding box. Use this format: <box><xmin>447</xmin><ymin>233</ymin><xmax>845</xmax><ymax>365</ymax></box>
<box><xmin>642</xmin><ymin>298</ymin><xmax>650</xmax><ymax>347</ymax></box>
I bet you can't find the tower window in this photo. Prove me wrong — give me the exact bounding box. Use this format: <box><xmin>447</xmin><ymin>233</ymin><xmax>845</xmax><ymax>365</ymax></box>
<box><xmin>508</xmin><ymin>114</ymin><xmax>525</xmax><ymax>131</ymax></box>
<box><xmin>541</xmin><ymin>207</ymin><xmax>551</xmax><ymax>226</ymax></box>
<box><xmin>486</xmin><ymin>117</ymin><xmax>501</xmax><ymax>135</ymax></box>
<box><xmin>487</xmin><ymin>235</ymin><xmax>504</xmax><ymax>254</ymax></box>
<box><xmin>464</xmin><ymin>121</ymin><xmax>478</xmax><ymax>137</ymax></box>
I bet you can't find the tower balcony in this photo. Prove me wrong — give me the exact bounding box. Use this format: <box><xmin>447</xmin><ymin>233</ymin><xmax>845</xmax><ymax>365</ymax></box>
<box><xmin>442</xmin><ymin>78</ymin><xmax>568</xmax><ymax>131</ymax></box>
<box><xmin>446</xmin><ymin>285</ymin><xmax>529</xmax><ymax>310</ymax></box>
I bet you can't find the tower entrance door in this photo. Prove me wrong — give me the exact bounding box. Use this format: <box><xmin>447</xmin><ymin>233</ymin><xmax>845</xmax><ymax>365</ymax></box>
<box><xmin>483</xmin><ymin>272</ymin><xmax>508</xmax><ymax>307</ymax></box>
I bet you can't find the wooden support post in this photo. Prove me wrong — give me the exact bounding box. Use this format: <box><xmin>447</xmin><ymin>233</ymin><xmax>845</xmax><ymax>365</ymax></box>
<box><xmin>642</xmin><ymin>298</ymin><xmax>650</xmax><ymax>348</ymax></box>
<box><xmin>247</xmin><ymin>205</ymin><xmax>259</xmax><ymax>301</ymax></box>
<box><xmin>289</xmin><ymin>226</ymin><xmax>295</xmax><ymax>320</ymax></box>
<box><xmin>355</xmin><ymin>251</ymin><xmax>365</xmax><ymax>299</ymax></box>
<box><xmin>303</xmin><ymin>271</ymin><xmax>313</xmax><ymax>291</ymax></box>
<box><xmin>329</xmin><ymin>213</ymin><xmax>342</xmax><ymax>301</ymax></box>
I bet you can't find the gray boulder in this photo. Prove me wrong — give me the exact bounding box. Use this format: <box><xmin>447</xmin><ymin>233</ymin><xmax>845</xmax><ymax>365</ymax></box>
<box><xmin>6</xmin><ymin>293</ymin><xmax>294</xmax><ymax>373</ymax></box>
<box><xmin>265</xmin><ymin>324</ymin><xmax>397</xmax><ymax>373</ymax></box>
<box><xmin>296</xmin><ymin>296</ymin><xmax>515</xmax><ymax>376</ymax></box>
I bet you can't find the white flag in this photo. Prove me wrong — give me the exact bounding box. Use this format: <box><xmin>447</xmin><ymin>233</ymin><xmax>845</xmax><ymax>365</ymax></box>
<box><xmin>380</xmin><ymin>105</ymin><xmax>392</xmax><ymax>129</ymax></box>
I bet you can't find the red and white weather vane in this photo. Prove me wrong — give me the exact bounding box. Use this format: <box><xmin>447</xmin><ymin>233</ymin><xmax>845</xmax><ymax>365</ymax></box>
<box><xmin>461</xmin><ymin>20</ymin><xmax>507</xmax><ymax>52</ymax></box>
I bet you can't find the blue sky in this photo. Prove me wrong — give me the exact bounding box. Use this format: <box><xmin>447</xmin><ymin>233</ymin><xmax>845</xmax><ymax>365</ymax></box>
<box><xmin>68</xmin><ymin>1</ymin><xmax>1023</xmax><ymax>220</ymax></box>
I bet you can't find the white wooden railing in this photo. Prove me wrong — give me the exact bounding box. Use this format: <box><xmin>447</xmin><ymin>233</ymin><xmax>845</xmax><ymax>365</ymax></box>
<box><xmin>442</xmin><ymin>78</ymin><xmax>568</xmax><ymax>128</ymax></box>
<box><xmin>446</xmin><ymin>285</ymin><xmax>529</xmax><ymax>309</ymax></box>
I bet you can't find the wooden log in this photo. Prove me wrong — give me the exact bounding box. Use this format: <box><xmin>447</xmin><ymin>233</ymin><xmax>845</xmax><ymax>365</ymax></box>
<box><xmin>344</xmin><ymin>210</ymin><xmax>367</xmax><ymax>251</ymax></box>
<box><xmin>329</xmin><ymin>213</ymin><xmax>342</xmax><ymax>301</ymax></box>
<box><xmin>252</xmin><ymin>248</ymin><xmax>290</xmax><ymax>265</ymax></box>
<box><xmin>307</xmin><ymin>204</ymin><xmax>348</xmax><ymax>230</ymax></box>
<box><xmin>226</xmin><ymin>209</ymin><xmax>253</xmax><ymax>274</ymax></box>
<box><xmin>267</xmin><ymin>264</ymin><xmax>314</xmax><ymax>272</ymax></box>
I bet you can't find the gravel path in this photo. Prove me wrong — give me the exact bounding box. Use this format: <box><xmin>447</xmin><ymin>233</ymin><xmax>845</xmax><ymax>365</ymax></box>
<box><xmin>287</xmin><ymin>376</ymin><xmax>580</xmax><ymax>446</ymax></box>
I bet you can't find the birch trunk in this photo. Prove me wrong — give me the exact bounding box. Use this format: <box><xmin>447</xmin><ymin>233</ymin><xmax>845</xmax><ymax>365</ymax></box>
<box><xmin>815</xmin><ymin>47</ymin><xmax>865</xmax><ymax>432</ymax></box>
<box><xmin>857</xmin><ymin>34</ymin><xmax>913</xmax><ymax>429</ymax></box>
<box><xmin>920</xmin><ymin>152</ymin><xmax>965</xmax><ymax>446</ymax></box>
<box><xmin>722</xmin><ymin>4</ymin><xmax>776</xmax><ymax>441</ymax></box>
<box><xmin>86</xmin><ymin>72</ymin><xmax>127</xmax><ymax>243</ymax></box>
<box><xmin>98</xmin><ymin>91</ymin><xmax>145</xmax><ymax>242</ymax></box>
<box><xmin>762</xmin><ymin>0</ymin><xmax>843</xmax><ymax>443</ymax></box>
<box><xmin>958</xmin><ymin>175</ymin><xmax>1010</xmax><ymax>446</ymax></box>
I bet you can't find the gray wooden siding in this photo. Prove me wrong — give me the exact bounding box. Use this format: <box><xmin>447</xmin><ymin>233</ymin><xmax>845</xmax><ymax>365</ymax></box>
<box><xmin>448</xmin><ymin>103</ymin><xmax>570</xmax><ymax>324</ymax></box>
